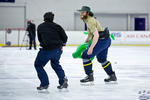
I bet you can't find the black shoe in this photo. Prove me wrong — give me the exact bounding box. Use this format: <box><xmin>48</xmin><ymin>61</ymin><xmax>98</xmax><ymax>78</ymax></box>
<box><xmin>27</xmin><ymin>48</ymin><xmax>32</xmax><ymax>50</ymax></box>
<box><xmin>57</xmin><ymin>77</ymin><xmax>68</xmax><ymax>89</ymax></box>
<box><xmin>37</xmin><ymin>85</ymin><xmax>49</xmax><ymax>90</ymax></box>
<box><xmin>80</xmin><ymin>73</ymin><xmax>94</xmax><ymax>83</ymax></box>
<box><xmin>104</xmin><ymin>72</ymin><xmax>117</xmax><ymax>82</ymax></box>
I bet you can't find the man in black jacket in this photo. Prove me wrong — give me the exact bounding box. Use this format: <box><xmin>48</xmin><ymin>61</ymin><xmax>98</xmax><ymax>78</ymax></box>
<box><xmin>26</xmin><ymin>21</ymin><xmax>36</xmax><ymax>50</ymax></box>
<box><xmin>34</xmin><ymin>12</ymin><xmax>68</xmax><ymax>90</ymax></box>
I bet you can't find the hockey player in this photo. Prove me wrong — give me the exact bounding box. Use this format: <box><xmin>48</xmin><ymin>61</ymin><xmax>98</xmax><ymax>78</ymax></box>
<box><xmin>34</xmin><ymin>12</ymin><xmax>68</xmax><ymax>90</ymax></box>
<box><xmin>77</xmin><ymin>6</ymin><xmax>117</xmax><ymax>83</ymax></box>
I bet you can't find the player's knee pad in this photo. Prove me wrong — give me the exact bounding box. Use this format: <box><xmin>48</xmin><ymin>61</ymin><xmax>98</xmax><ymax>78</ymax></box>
<box><xmin>97</xmin><ymin>58</ymin><xmax>107</xmax><ymax>63</ymax></box>
<box><xmin>97</xmin><ymin>58</ymin><xmax>109</xmax><ymax>67</ymax></box>
<box><xmin>81</xmin><ymin>52</ymin><xmax>90</xmax><ymax>59</ymax></box>
<box><xmin>83</xmin><ymin>59</ymin><xmax>91</xmax><ymax>63</ymax></box>
<box><xmin>100</xmin><ymin>61</ymin><xmax>109</xmax><ymax>67</ymax></box>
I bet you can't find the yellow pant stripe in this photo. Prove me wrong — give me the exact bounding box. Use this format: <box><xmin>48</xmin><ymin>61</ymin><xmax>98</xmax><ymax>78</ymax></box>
<box><xmin>103</xmin><ymin>62</ymin><xmax>111</xmax><ymax>69</ymax></box>
<box><xmin>83</xmin><ymin>62</ymin><xmax>92</xmax><ymax>67</ymax></box>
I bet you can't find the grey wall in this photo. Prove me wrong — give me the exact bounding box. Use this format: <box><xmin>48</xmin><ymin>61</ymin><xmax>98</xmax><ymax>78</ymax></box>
<box><xmin>0</xmin><ymin>6</ymin><xmax>25</xmax><ymax>29</ymax></box>
<box><xmin>0</xmin><ymin>0</ymin><xmax>150</xmax><ymax>30</ymax></box>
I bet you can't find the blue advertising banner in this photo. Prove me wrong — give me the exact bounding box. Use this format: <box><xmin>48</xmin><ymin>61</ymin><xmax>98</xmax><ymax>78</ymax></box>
<box><xmin>0</xmin><ymin>0</ymin><xmax>15</xmax><ymax>3</ymax></box>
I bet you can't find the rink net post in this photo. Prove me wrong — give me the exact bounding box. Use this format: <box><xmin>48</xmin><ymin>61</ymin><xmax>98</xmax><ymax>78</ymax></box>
<box><xmin>0</xmin><ymin>28</ymin><xmax>29</xmax><ymax>47</ymax></box>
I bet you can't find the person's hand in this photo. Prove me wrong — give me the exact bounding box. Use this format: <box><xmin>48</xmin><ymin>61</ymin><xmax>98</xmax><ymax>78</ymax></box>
<box><xmin>87</xmin><ymin>48</ymin><xmax>93</xmax><ymax>55</ymax></box>
<box><xmin>85</xmin><ymin>38</ymin><xmax>89</xmax><ymax>43</ymax></box>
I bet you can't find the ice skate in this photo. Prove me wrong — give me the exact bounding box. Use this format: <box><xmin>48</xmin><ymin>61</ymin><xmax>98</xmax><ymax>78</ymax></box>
<box><xmin>104</xmin><ymin>72</ymin><xmax>118</xmax><ymax>84</ymax></box>
<box><xmin>80</xmin><ymin>73</ymin><xmax>94</xmax><ymax>86</ymax></box>
<box><xmin>57</xmin><ymin>77</ymin><xmax>69</xmax><ymax>92</ymax></box>
<box><xmin>57</xmin><ymin>77</ymin><xmax>68</xmax><ymax>89</ymax></box>
<box><xmin>37</xmin><ymin>85</ymin><xmax>49</xmax><ymax>93</ymax></box>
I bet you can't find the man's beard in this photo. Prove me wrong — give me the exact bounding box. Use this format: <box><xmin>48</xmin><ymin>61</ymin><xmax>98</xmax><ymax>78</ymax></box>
<box><xmin>80</xmin><ymin>14</ymin><xmax>88</xmax><ymax>20</ymax></box>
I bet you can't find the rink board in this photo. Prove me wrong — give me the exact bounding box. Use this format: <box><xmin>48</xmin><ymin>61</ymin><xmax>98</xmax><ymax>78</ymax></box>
<box><xmin>0</xmin><ymin>30</ymin><xmax>150</xmax><ymax>46</ymax></box>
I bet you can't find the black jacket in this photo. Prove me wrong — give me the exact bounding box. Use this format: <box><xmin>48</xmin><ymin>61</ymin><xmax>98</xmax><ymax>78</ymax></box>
<box><xmin>27</xmin><ymin>23</ymin><xmax>36</xmax><ymax>38</ymax></box>
<box><xmin>37</xmin><ymin>21</ymin><xmax>68</xmax><ymax>50</ymax></box>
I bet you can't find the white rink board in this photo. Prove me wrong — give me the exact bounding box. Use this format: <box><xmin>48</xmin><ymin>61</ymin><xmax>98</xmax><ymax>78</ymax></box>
<box><xmin>0</xmin><ymin>31</ymin><xmax>150</xmax><ymax>45</ymax></box>
<box><xmin>111</xmin><ymin>31</ymin><xmax>150</xmax><ymax>44</ymax></box>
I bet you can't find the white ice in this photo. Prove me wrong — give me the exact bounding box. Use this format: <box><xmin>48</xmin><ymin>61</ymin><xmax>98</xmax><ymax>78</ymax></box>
<box><xmin>0</xmin><ymin>46</ymin><xmax>150</xmax><ymax>100</ymax></box>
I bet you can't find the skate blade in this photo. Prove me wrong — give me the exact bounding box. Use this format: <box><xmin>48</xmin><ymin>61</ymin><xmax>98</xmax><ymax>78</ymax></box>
<box><xmin>80</xmin><ymin>82</ymin><xmax>94</xmax><ymax>86</ymax></box>
<box><xmin>105</xmin><ymin>81</ymin><xmax>118</xmax><ymax>85</ymax></box>
<box><xmin>38</xmin><ymin>89</ymin><xmax>49</xmax><ymax>94</ymax></box>
<box><xmin>58</xmin><ymin>88</ymin><xmax>69</xmax><ymax>92</ymax></box>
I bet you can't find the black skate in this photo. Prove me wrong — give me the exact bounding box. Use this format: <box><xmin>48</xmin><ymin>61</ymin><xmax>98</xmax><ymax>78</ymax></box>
<box><xmin>37</xmin><ymin>85</ymin><xmax>49</xmax><ymax>93</ymax></box>
<box><xmin>104</xmin><ymin>72</ymin><xmax>117</xmax><ymax>83</ymax></box>
<box><xmin>57</xmin><ymin>77</ymin><xmax>68</xmax><ymax>89</ymax></box>
<box><xmin>37</xmin><ymin>85</ymin><xmax>49</xmax><ymax>90</ymax></box>
<box><xmin>80</xmin><ymin>73</ymin><xmax>94</xmax><ymax>85</ymax></box>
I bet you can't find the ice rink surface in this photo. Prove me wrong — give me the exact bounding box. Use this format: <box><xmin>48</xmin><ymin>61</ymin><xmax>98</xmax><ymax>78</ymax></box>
<box><xmin>0</xmin><ymin>46</ymin><xmax>150</xmax><ymax>100</ymax></box>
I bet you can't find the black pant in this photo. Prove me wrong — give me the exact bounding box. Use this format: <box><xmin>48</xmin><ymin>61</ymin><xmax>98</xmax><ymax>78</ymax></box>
<box><xmin>81</xmin><ymin>38</ymin><xmax>114</xmax><ymax>76</ymax></box>
<box><xmin>29</xmin><ymin>36</ymin><xmax>36</xmax><ymax>49</ymax></box>
<box><xmin>34</xmin><ymin>48</ymin><xmax>65</xmax><ymax>86</ymax></box>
